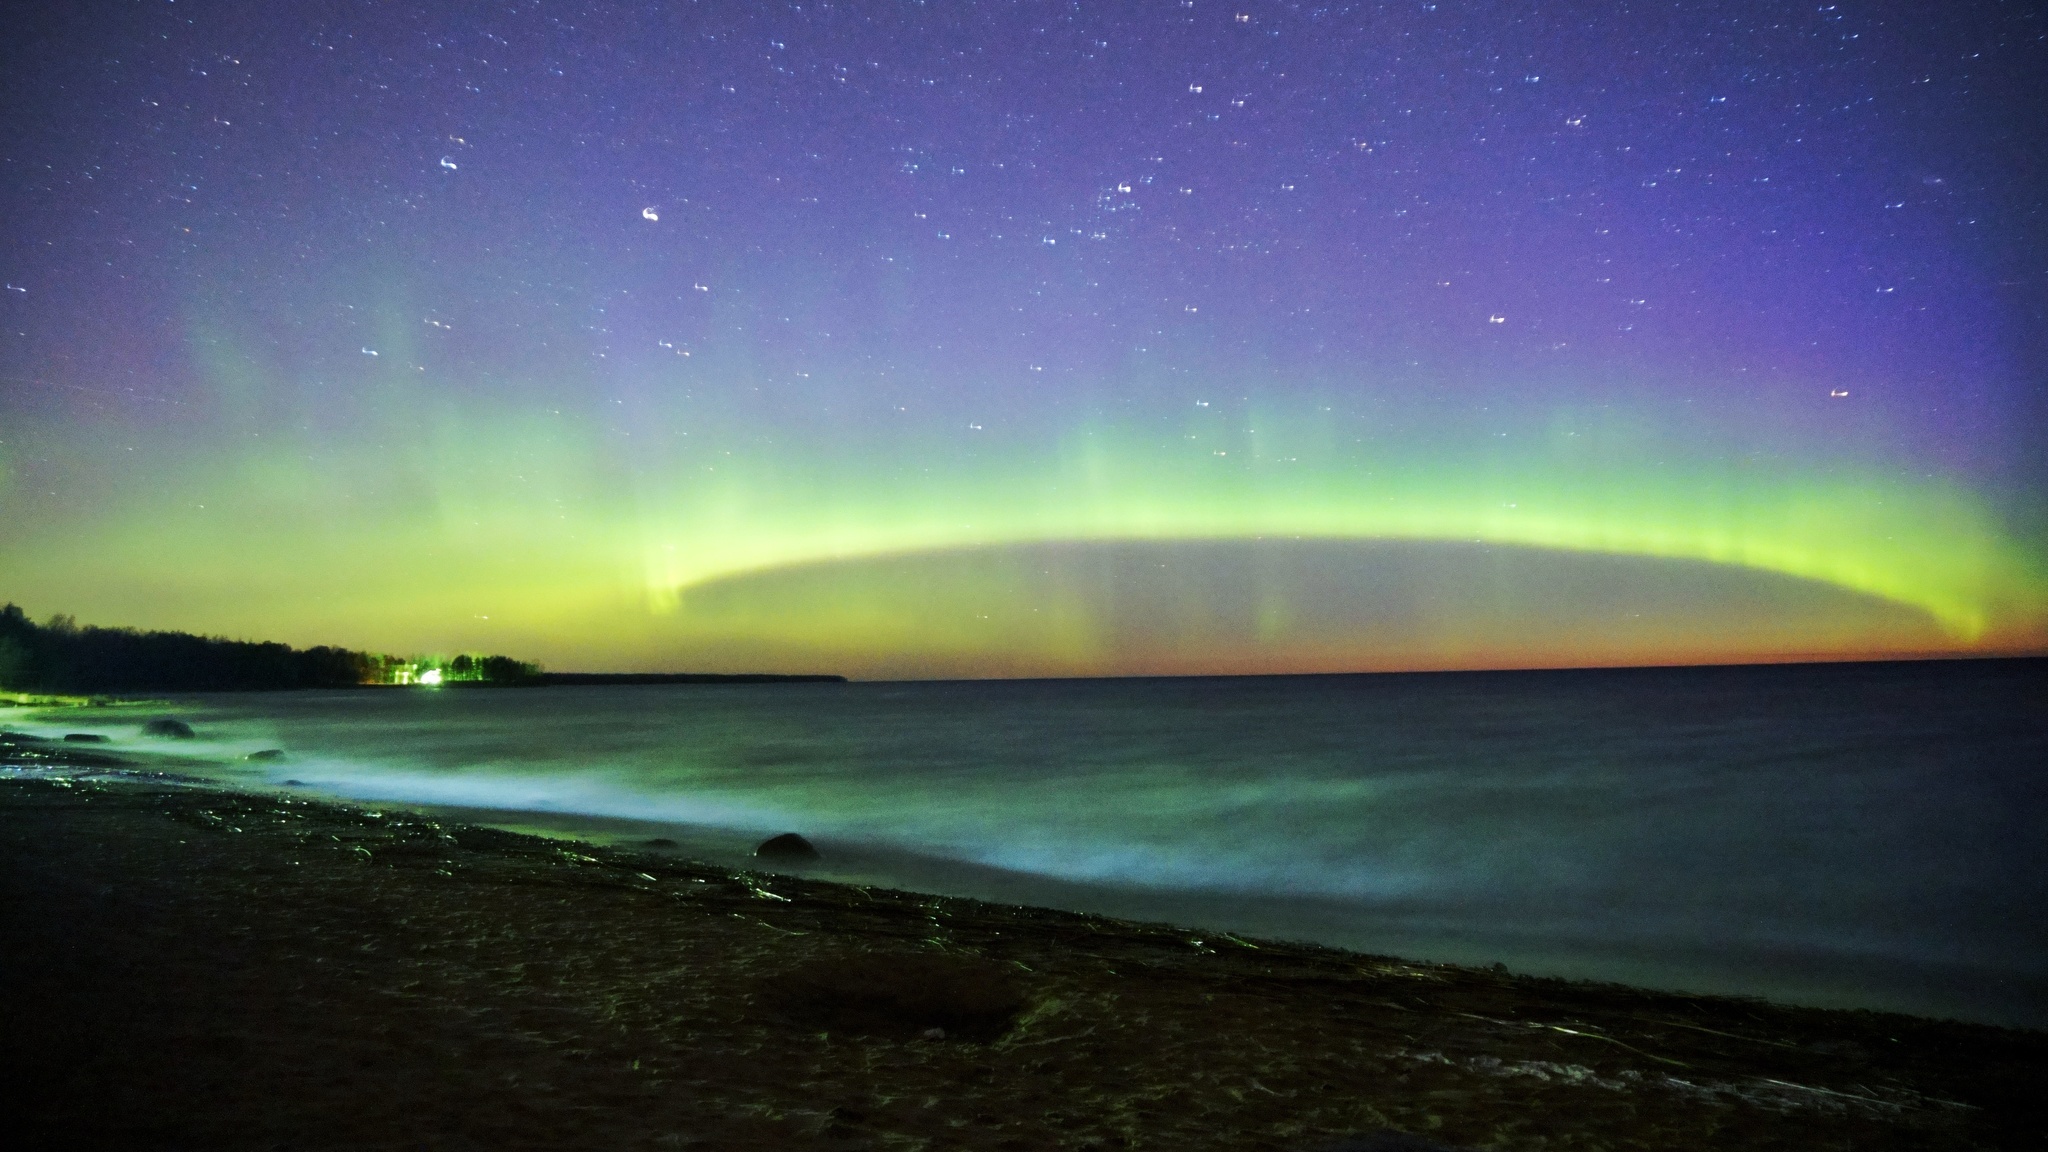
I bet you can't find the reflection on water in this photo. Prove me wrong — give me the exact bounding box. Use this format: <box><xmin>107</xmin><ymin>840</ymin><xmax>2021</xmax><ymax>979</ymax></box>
<box><xmin>10</xmin><ymin>659</ymin><xmax>2045</xmax><ymax>1027</ymax></box>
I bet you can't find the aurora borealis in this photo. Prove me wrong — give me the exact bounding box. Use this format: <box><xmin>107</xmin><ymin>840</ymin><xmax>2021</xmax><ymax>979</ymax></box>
<box><xmin>2</xmin><ymin>0</ymin><xmax>2044</xmax><ymax>676</ymax></box>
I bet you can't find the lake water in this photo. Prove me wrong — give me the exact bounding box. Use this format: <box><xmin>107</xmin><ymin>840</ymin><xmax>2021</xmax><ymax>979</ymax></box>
<box><xmin>9</xmin><ymin>658</ymin><xmax>2045</xmax><ymax>1028</ymax></box>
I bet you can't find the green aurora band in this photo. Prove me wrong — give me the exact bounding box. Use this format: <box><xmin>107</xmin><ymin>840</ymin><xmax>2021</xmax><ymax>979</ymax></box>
<box><xmin>4</xmin><ymin>367</ymin><xmax>2043</xmax><ymax>675</ymax></box>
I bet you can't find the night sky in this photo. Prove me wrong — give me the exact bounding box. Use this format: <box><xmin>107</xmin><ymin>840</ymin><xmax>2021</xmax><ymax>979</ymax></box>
<box><xmin>2</xmin><ymin>0</ymin><xmax>2044</xmax><ymax>677</ymax></box>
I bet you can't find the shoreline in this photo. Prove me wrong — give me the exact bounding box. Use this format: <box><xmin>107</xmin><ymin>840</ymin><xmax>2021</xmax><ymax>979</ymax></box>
<box><xmin>373</xmin><ymin>799</ymin><xmax>2044</xmax><ymax>1030</ymax></box>
<box><xmin>1</xmin><ymin>745</ymin><xmax>2042</xmax><ymax>1148</ymax></box>
<box><xmin>4</xmin><ymin>653</ymin><xmax>2040</xmax><ymax>701</ymax></box>
<box><xmin>4</xmin><ymin>706</ymin><xmax>2043</xmax><ymax>1030</ymax></box>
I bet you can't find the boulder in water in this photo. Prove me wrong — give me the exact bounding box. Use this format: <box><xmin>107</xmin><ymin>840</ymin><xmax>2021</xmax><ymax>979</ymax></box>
<box><xmin>247</xmin><ymin>749</ymin><xmax>287</xmax><ymax>762</ymax></box>
<box><xmin>754</xmin><ymin>832</ymin><xmax>821</xmax><ymax>863</ymax></box>
<box><xmin>142</xmin><ymin>718</ymin><xmax>196</xmax><ymax>739</ymax></box>
<box><xmin>63</xmin><ymin>733</ymin><xmax>110</xmax><ymax>744</ymax></box>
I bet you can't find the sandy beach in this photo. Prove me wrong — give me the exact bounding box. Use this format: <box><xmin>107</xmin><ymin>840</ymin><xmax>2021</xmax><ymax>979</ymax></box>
<box><xmin>1</xmin><ymin>737</ymin><xmax>2041</xmax><ymax>1150</ymax></box>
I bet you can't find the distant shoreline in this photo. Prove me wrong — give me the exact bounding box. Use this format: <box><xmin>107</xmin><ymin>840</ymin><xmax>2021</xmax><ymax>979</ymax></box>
<box><xmin>7</xmin><ymin>654</ymin><xmax>2043</xmax><ymax>701</ymax></box>
<box><xmin>531</xmin><ymin>672</ymin><xmax>847</xmax><ymax>685</ymax></box>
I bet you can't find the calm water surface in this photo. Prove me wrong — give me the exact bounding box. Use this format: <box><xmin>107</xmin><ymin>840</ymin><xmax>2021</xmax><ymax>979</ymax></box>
<box><xmin>12</xmin><ymin>659</ymin><xmax>2044</xmax><ymax>1027</ymax></box>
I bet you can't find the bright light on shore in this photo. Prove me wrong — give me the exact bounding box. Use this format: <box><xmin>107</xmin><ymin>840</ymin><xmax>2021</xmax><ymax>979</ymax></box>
<box><xmin>419</xmin><ymin>668</ymin><xmax>443</xmax><ymax>686</ymax></box>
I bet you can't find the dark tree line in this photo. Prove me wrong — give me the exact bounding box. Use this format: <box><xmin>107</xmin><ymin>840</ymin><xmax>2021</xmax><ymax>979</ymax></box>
<box><xmin>442</xmin><ymin>654</ymin><xmax>543</xmax><ymax>684</ymax></box>
<box><xmin>0</xmin><ymin>604</ymin><xmax>537</xmax><ymax>693</ymax></box>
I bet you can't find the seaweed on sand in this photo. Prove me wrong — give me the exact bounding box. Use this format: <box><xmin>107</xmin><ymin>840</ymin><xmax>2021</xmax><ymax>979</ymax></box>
<box><xmin>770</xmin><ymin>950</ymin><xmax>1033</xmax><ymax>1042</ymax></box>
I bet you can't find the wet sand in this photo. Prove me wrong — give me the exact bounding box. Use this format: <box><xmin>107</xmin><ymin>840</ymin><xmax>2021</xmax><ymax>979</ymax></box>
<box><xmin>1</xmin><ymin>745</ymin><xmax>2042</xmax><ymax>1149</ymax></box>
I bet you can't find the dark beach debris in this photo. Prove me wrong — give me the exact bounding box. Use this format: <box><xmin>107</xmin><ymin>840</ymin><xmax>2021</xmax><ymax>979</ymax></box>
<box><xmin>141</xmin><ymin>718</ymin><xmax>196</xmax><ymax>739</ymax></box>
<box><xmin>247</xmin><ymin>749</ymin><xmax>287</xmax><ymax>762</ymax></box>
<box><xmin>62</xmin><ymin>733</ymin><xmax>110</xmax><ymax>743</ymax></box>
<box><xmin>1810</xmin><ymin>1038</ymin><xmax>1871</xmax><ymax>1062</ymax></box>
<box><xmin>1313</xmin><ymin>1131</ymin><xmax>1472</xmax><ymax>1152</ymax></box>
<box><xmin>754</xmin><ymin>831</ymin><xmax>821</xmax><ymax>863</ymax></box>
<box><xmin>641</xmin><ymin>837</ymin><xmax>679</xmax><ymax>848</ymax></box>
<box><xmin>770</xmin><ymin>950</ymin><xmax>1031</xmax><ymax>1042</ymax></box>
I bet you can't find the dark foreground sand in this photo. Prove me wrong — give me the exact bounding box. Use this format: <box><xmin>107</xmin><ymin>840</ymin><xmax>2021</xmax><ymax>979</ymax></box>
<box><xmin>1</xmin><ymin>751</ymin><xmax>2042</xmax><ymax>1149</ymax></box>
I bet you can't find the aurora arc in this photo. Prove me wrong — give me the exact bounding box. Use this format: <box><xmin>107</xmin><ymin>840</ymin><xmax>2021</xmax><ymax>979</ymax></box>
<box><xmin>640</xmin><ymin>438</ymin><xmax>2032</xmax><ymax>643</ymax></box>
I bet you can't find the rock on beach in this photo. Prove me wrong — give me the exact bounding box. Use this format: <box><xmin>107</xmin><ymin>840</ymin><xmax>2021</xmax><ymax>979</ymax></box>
<box><xmin>754</xmin><ymin>832</ymin><xmax>821</xmax><ymax>863</ymax></box>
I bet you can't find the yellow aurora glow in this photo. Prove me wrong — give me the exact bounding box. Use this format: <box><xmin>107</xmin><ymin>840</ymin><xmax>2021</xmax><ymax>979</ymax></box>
<box><xmin>3</xmin><ymin>380</ymin><xmax>2042</xmax><ymax>677</ymax></box>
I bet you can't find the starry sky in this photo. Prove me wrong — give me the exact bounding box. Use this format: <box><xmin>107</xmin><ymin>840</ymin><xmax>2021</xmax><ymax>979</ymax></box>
<box><xmin>2</xmin><ymin>0</ymin><xmax>2044</xmax><ymax>677</ymax></box>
